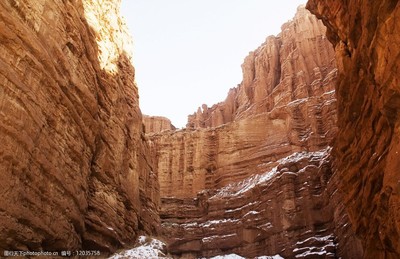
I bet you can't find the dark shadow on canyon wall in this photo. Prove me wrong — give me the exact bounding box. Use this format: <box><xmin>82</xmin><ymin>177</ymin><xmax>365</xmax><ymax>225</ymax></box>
<box><xmin>307</xmin><ymin>0</ymin><xmax>400</xmax><ymax>258</ymax></box>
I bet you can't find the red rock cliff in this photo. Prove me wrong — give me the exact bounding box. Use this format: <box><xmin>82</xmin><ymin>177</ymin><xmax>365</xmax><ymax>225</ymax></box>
<box><xmin>143</xmin><ymin>115</ymin><xmax>176</xmax><ymax>134</ymax></box>
<box><xmin>0</xmin><ymin>0</ymin><xmax>159</xmax><ymax>253</ymax></box>
<box><xmin>148</xmin><ymin>6</ymin><xmax>361</xmax><ymax>258</ymax></box>
<box><xmin>307</xmin><ymin>1</ymin><xmax>400</xmax><ymax>258</ymax></box>
<box><xmin>187</xmin><ymin>6</ymin><xmax>336</xmax><ymax>129</ymax></box>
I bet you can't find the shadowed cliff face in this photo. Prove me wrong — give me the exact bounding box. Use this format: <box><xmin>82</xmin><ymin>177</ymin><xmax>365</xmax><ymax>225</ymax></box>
<box><xmin>146</xmin><ymin>6</ymin><xmax>363</xmax><ymax>258</ymax></box>
<box><xmin>0</xmin><ymin>0</ymin><xmax>159</xmax><ymax>253</ymax></box>
<box><xmin>307</xmin><ymin>1</ymin><xmax>400</xmax><ymax>258</ymax></box>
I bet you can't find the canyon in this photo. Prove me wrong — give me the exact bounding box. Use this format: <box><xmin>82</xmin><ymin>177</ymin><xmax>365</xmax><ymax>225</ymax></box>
<box><xmin>0</xmin><ymin>0</ymin><xmax>399</xmax><ymax>259</ymax></box>
<box><xmin>146</xmin><ymin>5</ymin><xmax>361</xmax><ymax>258</ymax></box>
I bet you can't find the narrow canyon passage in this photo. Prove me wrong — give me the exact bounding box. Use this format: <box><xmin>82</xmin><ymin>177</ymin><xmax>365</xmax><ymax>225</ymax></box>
<box><xmin>0</xmin><ymin>1</ymin><xmax>399</xmax><ymax>259</ymax></box>
<box><xmin>143</xmin><ymin>6</ymin><xmax>361</xmax><ymax>258</ymax></box>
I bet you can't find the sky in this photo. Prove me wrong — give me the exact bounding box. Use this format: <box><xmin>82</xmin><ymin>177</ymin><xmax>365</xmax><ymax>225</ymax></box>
<box><xmin>120</xmin><ymin>0</ymin><xmax>305</xmax><ymax>128</ymax></box>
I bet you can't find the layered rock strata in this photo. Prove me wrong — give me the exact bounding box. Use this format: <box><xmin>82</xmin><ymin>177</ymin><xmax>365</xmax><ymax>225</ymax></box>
<box><xmin>148</xmin><ymin>6</ymin><xmax>361</xmax><ymax>258</ymax></box>
<box><xmin>307</xmin><ymin>1</ymin><xmax>400</xmax><ymax>258</ymax></box>
<box><xmin>161</xmin><ymin>148</ymin><xmax>338</xmax><ymax>258</ymax></box>
<box><xmin>143</xmin><ymin>115</ymin><xmax>176</xmax><ymax>134</ymax></box>
<box><xmin>150</xmin><ymin>92</ymin><xmax>337</xmax><ymax>200</ymax></box>
<box><xmin>187</xmin><ymin>6</ymin><xmax>336</xmax><ymax>129</ymax></box>
<box><xmin>0</xmin><ymin>0</ymin><xmax>159</xmax><ymax>253</ymax></box>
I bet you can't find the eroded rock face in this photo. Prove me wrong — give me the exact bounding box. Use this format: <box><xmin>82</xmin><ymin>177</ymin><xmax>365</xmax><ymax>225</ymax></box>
<box><xmin>143</xmin><ymin>115</ymin><xmax>176</xmax><ymax>134</ymax></box>
<box><xmin>0</xmin><ymin>0</ymin><xmax>159</xmax><ymax>253</ymax></box>
<box><xmin>161</xmin><ymin>148</ymin><xmax>337</xmax><ymax>258</ymax></box>
<box><xmin>150</xmin><ymin>93</ymin><xmax>337</xmax><ymax>200</ymax></box>
<box><xmin>187</xmin><ymin>6</ymin><xmax>336</xmax><ymax>129</ymax></box>
<box><xmin>148</xmin><ymin>6</ymin><xmax>360</xmax><ymax>258</ymax></box>
<box><xmin>307</xmin><ymin>1</ymin><xmax>400</xmax><ymax>258</ymax></box>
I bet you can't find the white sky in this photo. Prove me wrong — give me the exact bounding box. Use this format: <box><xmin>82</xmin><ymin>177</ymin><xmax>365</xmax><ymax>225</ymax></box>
<box><xmin>120</xmin><ymin>0</ymin><xmax>305</xmax><ymax>128</ymax></box>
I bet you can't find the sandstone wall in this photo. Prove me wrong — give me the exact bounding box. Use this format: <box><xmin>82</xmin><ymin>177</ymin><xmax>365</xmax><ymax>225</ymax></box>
<box><xmin>0</xmin><ymin>0</ymin><xmax>159</xmax><ymax>253</ymax></box>
<box><xmin>161</xmin><ymin>148</ymin><xmax>338</xmax><ymax>258</ymax></box>
<box><xmin>307</xmin><ymin>1</ymin><xmax>400</xmax><ymax>258</ymax></box>
<box><xmin>143</xmin><ymin>115</ymin><xmax>176</xmax><ymax>134</ymax></box>
<box><xmin>150</xmin><ymin>93</ymin><xmax>337</xmax><ymax>199</ymax></box>
<box><xmin>187</xmin><ymin>6</ymin><xmax>336</xmax><ymax>129</ymax></box>
<box><xmin>148</xmin><ymin>6</ymin><xmax>361</xmax><ymax>258</ymax></box>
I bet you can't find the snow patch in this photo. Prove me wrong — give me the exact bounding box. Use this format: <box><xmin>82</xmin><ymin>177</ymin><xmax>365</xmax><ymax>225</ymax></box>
<box><xmin>108</xmin><ymin>236</ymin><xmax>168</xmax><ymax>259</ymax></box>
<box><xmin>244</xmin><ymin>210</ymin><xmax>260</xmax><ymax>217</ymax></box>
<box><xmin>207</xmin><ymin>255</ymin><xmax>284</xmax><ymax>259</ymax></box>
<box><xmin>259</xmin><ymin>222</ymin><xmax>273</xmax><ymax>229</ymax></box>
<box><xmin>208</xmin><ymin>254</ymin><xmax>245</xmax><ymax>259</ymax></box>
<box><xmin>211</xmin><ymin>147</ymin><xmax>331</xmax><ymax>199</ymax></box>
<box><xmin>294</xmin><ymin>234</ymin><xmax>335</xmax><ymax>258</ymax></box>
<box><xmin>295</xmin><ymin>234</ymin><xmax>334</xmax><ymax>246</ymax></box>
<box><xmin>256</xmin><ymin>256</ymin><xmax>285</xmax><ymax>259</ymax></box>
<box><xmin>225</xmin><ymin>202</ymin><xmax>258</xmax><ymax>213</ymax></box>
<box><xmin>202</xmin><ymin>233</ymin><xmax>236</xmax><ymax>243</ymax></box>
<box><xmin>211</xmin><ymin>167</ymin><xmax>279</xmax><ymax>198</ymax></box>
<box><xmin>200</xmin><ymin>219</ymin><xmax>239</xmax><ymax>228</ymax></box>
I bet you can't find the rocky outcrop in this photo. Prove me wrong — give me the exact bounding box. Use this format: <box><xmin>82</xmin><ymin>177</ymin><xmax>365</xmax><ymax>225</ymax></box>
<box><xmin>147</xmin><ymin>6</ymin><xmax>360</xmax><ymax>258</ymax></box>
<box><xmin>150</xmin><ymin>92</ymin><xmax>337</xmax><ymax>200</ymax></box>
<box><xmin>0</xmin><ymin>0</ymin><xmax>159</xmax><ymax>253</ymax></box>
<box><xmin>161</xmin><ymin>148</ymin><xmax>338</xmax><ymax>258</ymax></box>
<box><xmin>187</xmin><ymin>6</ymin><xmax>336</xmax><ymax>129</ymax></box>
<box><xmin>143</xmin><ymin>115</ymin><xmax>176</xmax><ymax>134</ymax></box>
<box><xmin>307</xmin><ymin>1</ymin><xmax>400</xmax><ymax>258</ymax></box>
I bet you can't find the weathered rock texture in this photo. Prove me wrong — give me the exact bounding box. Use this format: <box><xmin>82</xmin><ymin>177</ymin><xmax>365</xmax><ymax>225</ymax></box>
<box><xmin>148</xmin><ymin>6</ymin><xmax>361</xmax><ymax>258</ymax></box>
<box><xmin>143</xmin><ymin>115</ymin><xmax>176</xmax><ymax>134</ymax></box>
<box><xmin>187</xmin><ymin>6</ymin><xmax>336</xmax><ymax>129</ymax></box>
<box><xmin>307</xmin><ymin>1</ymin><xmax>400</xmax><ymax>258</ymax></box>
<box><xmin>0</xmin><ymin>0</ymin><xmax>159</xmax><ymax>253</ymax></box>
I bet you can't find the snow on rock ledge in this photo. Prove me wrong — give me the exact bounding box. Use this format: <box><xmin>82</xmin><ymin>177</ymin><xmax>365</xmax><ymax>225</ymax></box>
<box><xmin>161</xmin><ymin>148</ymin><xmax>338</xmax><ymax>258</ymax></box>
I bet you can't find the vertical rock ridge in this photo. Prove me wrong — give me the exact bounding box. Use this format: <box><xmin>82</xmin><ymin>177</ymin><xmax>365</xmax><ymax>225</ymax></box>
<box><xmin>0</xmin><ymin>0</ymin><xmax>159</xmax><ymax>253</ymax></box>
<box><xmin>307</xmin><ymin>0</ymin><xmax>400</xmax><ymax>257</ymax></box>
<box><xmin>186</xmin><ymin>5</ymin><xmax>336</xmax><ymax>129</ymax></box>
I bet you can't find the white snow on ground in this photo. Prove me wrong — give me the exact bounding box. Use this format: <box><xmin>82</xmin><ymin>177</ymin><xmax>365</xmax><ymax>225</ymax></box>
<box><xmin>208</xmin><ymin>254</ymin><xmax>245</xmax><ymax>259</ymax></box>
<box><xmin>208</xmin><ymin>254</ymin><xmax>284</xmax><ymax>259</ymax></box>
<box><xmin>256</xmin><ymin>256</ymin><xmax>285</xmax><ymax>259</ymax></box>
<box><xmin>108</xmin><ymin>236</ymin><xmax>169</xmax><ymax>259</ymax></box>
<box><xmin>211</xmin><ymin>147</ymin><xmax>331</xmax><ymax>199</ymax></box>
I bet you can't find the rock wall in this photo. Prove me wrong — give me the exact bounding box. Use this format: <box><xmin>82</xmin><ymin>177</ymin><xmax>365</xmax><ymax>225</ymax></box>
<box><xmin>160</xmin><ymin>148</ymin><xmax>338</xmax><ymax>258</ymax></box>
<box><xmin>307</xmin><ymin>1</ymin><xmax>400</xmax><ymax>258</ymax></box>
<box><xmin>0</xmin><ymin>0</ymin><xmax>159</xmax><ymax>253</ymax></box>
<box><xmin>150</xmin><ymin>93</ymin><xmax>337</xmax><ymax>199</ymax></box>
<box><xmin>143</xmin><ymin>115</ymin><xmax>176</xmax><ymax>134</ymax></box>
<box><xmin>148</xmin><ymin>6</ymin><xmax>361</xmax><ymax>258</ymax></box>
<box><xmin>187</xmin><ymin>6</ymin><xmax>336</xmax><ymax>128</ymax></box>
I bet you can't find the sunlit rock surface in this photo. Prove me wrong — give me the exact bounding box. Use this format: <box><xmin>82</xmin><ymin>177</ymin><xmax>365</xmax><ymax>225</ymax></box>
<box><xmin>147</xmin><ymin>6</ymin><xmax>359</xmax><ymax>258</ymax></box>
<box><xmin>307</xmin><ymin>0</ymin><xmax>400</xmax><ymax>258</ymax></box>
<box><xmin>0</xmin><ymin>0</ymin><xmax>159</xmax><ymax>253</ymax></box>
<box><xmin>143</xmin><ymin>115</ymin><xmax>176</xmax><ymax>134</ymax></box>
<box><xmin>187</xmin><ymin>6</ymin><xmax>336</xmax><ymax>129</ymax></box>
